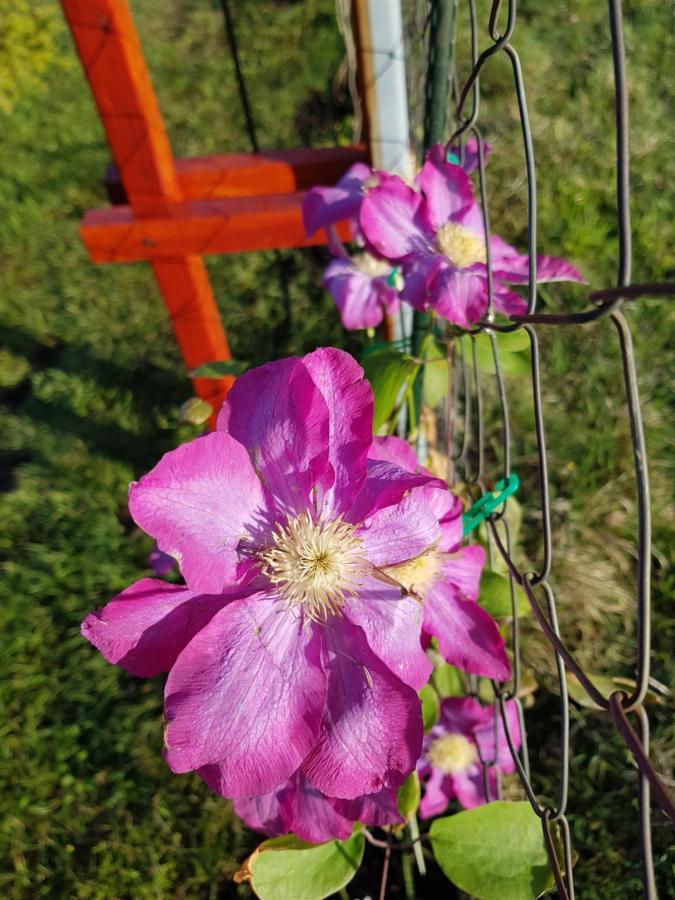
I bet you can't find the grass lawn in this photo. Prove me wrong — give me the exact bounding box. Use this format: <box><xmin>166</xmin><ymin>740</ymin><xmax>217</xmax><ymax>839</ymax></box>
<box><xmin>0</xmin><ymin>1</ymin><xmax>672</xmax><ymax>897</ymax></box>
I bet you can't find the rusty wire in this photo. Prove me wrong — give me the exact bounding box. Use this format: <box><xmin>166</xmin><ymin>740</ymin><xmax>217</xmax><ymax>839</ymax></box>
<box><xmin>446</xmin><ymin>1</ymin><xmax>674</xmax><ymax>897</ymax></box>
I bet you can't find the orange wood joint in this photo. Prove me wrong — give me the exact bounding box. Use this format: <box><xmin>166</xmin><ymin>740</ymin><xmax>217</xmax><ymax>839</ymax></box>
<box><xmin>60</xmin><ymin>0</ymin><xmax>234</xmax><ymax>411</ymax></box>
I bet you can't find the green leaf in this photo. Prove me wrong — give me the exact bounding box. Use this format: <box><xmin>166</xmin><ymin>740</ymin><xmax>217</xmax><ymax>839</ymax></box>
<box><xmin>462</xmin><ymin>334</ymin><xmax>531</xmax><ymax>377</ymax></box>
<box><xmin>189</xmin><ymin>359</ymin><xmax>248</xmax><ymax>378</ymax></box>
<box><xmin>397</xmin><ymin>772</ymin><xmax>421</xmax><ymax>818</ymax></box>
<box><xmin>178</xmin><ymin>397</ymin><xmax>212</xmax><ymax>425</ymax></box>
<box><xmin>420</xmin><ymin>335</ymin><xmax>449</xmax><ymax>407</ymax></box>
<box><xmin>238</xmin><ymin>831</ymin><xmax>365</xmax><ymax>900</ymax></box>
<box><xmin>432</xmin><ymin>663</ymin><xmax>465</xmax><ymax>698</ymax></box>
<box><xmin>478</xmin><ymin>569</ymin><xmax>529</xmax><ymax>618</ymax></box>
<box><xmin>362</xmin><ymin>348</ymin><xmax>420</xmax><ymax>431</ymax></box>
<box><xmin>420</xmin><ymin>683</ymin><xmax>440</xmax><ymax>731</ymax></box>
<box><xmin>430</xmin><ymin>802</ymin><xmax>556</xmax><ymax>899</ymax></box>
<box><xmin>564</xmin><ymin>672</ymin><xmax>665</xmax><ymax>710</ymax></box>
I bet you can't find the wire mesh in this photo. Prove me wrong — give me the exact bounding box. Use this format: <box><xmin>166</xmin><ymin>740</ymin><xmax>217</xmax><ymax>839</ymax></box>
<box><xmin>445</xmin><ymin>1</ymin><xmax>675</xmax><ymax>897</ymax></box>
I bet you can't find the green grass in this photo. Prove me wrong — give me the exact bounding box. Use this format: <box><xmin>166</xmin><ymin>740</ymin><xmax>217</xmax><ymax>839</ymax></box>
<box><xmin>0</xmin><ymin>1</ymin><xmax>672</xmax><ymax>897</ymax></box>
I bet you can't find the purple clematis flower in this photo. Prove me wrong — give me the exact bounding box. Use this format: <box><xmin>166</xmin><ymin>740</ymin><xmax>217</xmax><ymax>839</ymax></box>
<box><xmin>303</xmin><ymin>162</ymin><xmax>373</xmax><ymax>243</ymax></box>
<box><xmin>234</xmin><ymin>771</ymin><xmax>402</xmax><ymax>844</ymax></box>
<box><xmin>419</xmin><ymin>696</ymin><xmax>521</xmax><ymax>816</ymax></box>
<box><xmin>323</xmin><ymin>255</ymin><xmax>400</xmax><ymax>330</ymax></box>
<box><xmin>447</xmin><ymin>136</ymin><xmax>492</xmax><ymax>173</ymax></box>
<box><xmin>82</xmin><ymin>349</ymin><xmax>444</xmax><ymax>801</ymax></box>
<box><xmin>359</xmin><ymin>144</ymin><xmax>585</xmax><ymax>328</ymax></box>
<box><xmin>368</xmin><ymin>436</ymin><xmax>510</xmax><ymax>681</ymax></box>
<box><xmin>148</xmin><ymin>545</ymin><xmax>176</xmax><ymax>577</ymax></box>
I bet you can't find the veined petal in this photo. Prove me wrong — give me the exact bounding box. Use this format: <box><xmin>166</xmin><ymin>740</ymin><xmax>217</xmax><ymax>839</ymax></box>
<box><xmin>357</xmin><ymin>489</ymin><xmax>440</xmax><ymax>568</ymax></box>
<box><xmin>431</xmin><ymin>265</ymin><xmax>488</xmax><ymax>328</ymax></box>
<box><xmin>418</xmin><ymin>146</ymin><xmax>476</xmax><ymax>230</ymax></box>
<box><xmin>441</xmin><ymin>545</ymin><xmax>485</xmax><ymax>602</ymax></box>
<box><xmin>360</xmin><ymin>176</ymin><xmax>432</xmax><ymax>261</ymax></box>
<box><xmin>302</xmin><ymin>348</ymin><xmax>373</xmax><ymax>517</ymax></box>
<box><xmin>492</xmin><ymin>283</ymin><xmax>528</xmax><ymax>317</ymax></box>
<box><xmin>400</xmin><ymin>253</ymin><xmax>445</xmax><ymax>310</ymax></box>
<box><xmin>490</xmin><ymin>235</ymin><xmax>586</xmax><ymax>284</ymax></box>
<box><xmin>347</xmin><ymin>459</ymin><xmax>441</xmax><ymax>525</ymax></box>
<box><xmin>424</xmin><ymin>580</ymin><xmax>511</xmax><ymax>680</ymax></box>
<box><xmin>302</xmin><ymin>620</ymin><xmax>423</xmax><ymax>799</ymax></box>
<box><xmin>233</xmin><ymin>783</ymin><xmax>295</xmax><ymax>837</ymax></box>
<box><xmin>333</xmin><ymin>787</ymin><xmax>403</xmax><ymax>828</ymax></box>
<box><xmin>344</xmin><ymin>574</ymin><xmax>431</xmax><ymax>690</ymax></box>
<box><xmin>217</xmin><ymin>357</ymin><xmax>331</xmax><ymax>516</ymax></box>
<box><xmin>128</xmin><ymin>432</ymin><xmax>268</xmax><ymax>594</ymax></box>
<box><xmin>81</xmin><ymin>578</ymin><xmax>225</xmax><ymax>678</ymax></box>
<box><xmin>368</xmin><ymin>435</ymin><xmax>419</xmax><ymax>472</ymax></box>
<box><xmin>164</xmin><ymin>592</ymin><xmax>326</xmax><ymax>798</ymax></box>
<box><xmin>302</xmin><ymin>162</ymin><xmax>371</xmax><ymax>236</ymax></box>
<box><xmin>289</xmin><ymin>775</ymin><xmax>355</xmax><ymax>843</ymax></box>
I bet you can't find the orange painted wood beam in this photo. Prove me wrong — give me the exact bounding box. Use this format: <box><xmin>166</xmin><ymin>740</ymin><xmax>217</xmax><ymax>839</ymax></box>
<box><xmin>60</xmin><ymin>0</ymin><xmax>234</xmax><ymax>413</ymax></box>
<box><xmin>81</xmin><ymin>193</ymin><xmax>353</xmax><ymax>263</ymax></box>
<box><xmin>106</xmin><ymin>145</ymin><xmax>369</xmax><ymax>204</ymax></box>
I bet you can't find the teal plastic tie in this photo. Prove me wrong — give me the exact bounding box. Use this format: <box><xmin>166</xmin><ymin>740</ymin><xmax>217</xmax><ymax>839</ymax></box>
<box><xmin>447</xmin><ymin>151</ymin><xmax>460</xmax><ymax>165</ymax></box>
<box><xmin>462</xmin><ymin>473</ymin><xmax>520</xmax><ymax>536</ymax></box>
<box><xmin>387</xmin><ymin>266</ymin><xmax>401</xmax><ymax>288</ymax></box>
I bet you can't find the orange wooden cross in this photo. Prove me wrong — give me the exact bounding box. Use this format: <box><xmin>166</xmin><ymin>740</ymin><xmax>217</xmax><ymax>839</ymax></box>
<box><xmin>61</xmin><ymin>0</ymin><xmax>367</xmax><ymax>414</ymax></box>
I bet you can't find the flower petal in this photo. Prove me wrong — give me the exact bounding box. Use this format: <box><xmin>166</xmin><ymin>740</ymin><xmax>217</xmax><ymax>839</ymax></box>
<box><xmin>302</xmin><ymin>348</ymin><xmax>373</xmax><ymax>517</ymax></box>
<box><xmin>289</xmin><ymin>775</ymin><xmax>355</xmax><ymax>843</ymax></box>
<box><xmin>347</xmin><ymin>459</ymin><xmax>441</xmax><ymax>525</ymax></box>
<box><xmin>368</xmin><ymin>435</ymin><xmax>419</xmax><ymax>472</ymax></box>
<box><xmin>233</xmin><ymin>782</ymin><xmax>295</xmax><ymax>837</ymax></box>
<box><xmin>419</xmin><ymin>766</ymin><xmax>452</xmax><ymax>819</ymax></box>
<box><xmin>431</xmin><ymin>265</ymin><xmax>488</xmax><ymax>328</ymax></box>
<box><xmin>452</xmin><ymin>766</ymin><xmax>492</xmax><ymax>808</ymax></box>
<box><xmin>345</xmin><ymin>575</ymin><xmax>431</xmax><ymax>690</ymax></box>
<box><xmin>302</xmin><ymin>620</ymin><xmax>423</xmax><ymax>799</ymax></box>
<box><xmin>302</xmin><ymin>162</ymin><xmax>371</xmax><ymax>236</ymax></box>
<box><xmin>360</xmin><ymin>175</ymin><xmax>432</xmax><ymax>261</ymax></box>
<box><xmin>417</xmin><ymin>146</ymin><xmax>476</xmax><ymax>230</ymax></box>
<box><xmin>165</xmin><ymin>592</ymin><xmax>326</xmax><ymax>798</ymax></box>
<box><xmin>424</xmin><ymin>580</ymin><xmax>511</xmax><ymax>680</ymax></box>
<box><xmin>128</xmin><ymin>432</ymin><xmax>268</xmax><ymax>594</ymax></box>
<box><xmin>323</xmin><ymin>261</ymin><xmax>387</xmax><ymax>329</ymax></box>
<box><xmin>81</xmin><ymin>578</ymin><xmax>225</xmax><ymax>678</ymax></box>
<box><xmin>357</xmin><ymin>489</ymin><xmax>441</xmax><ymax>568</ymax></box>
<box><xmin>441</xmin><ymin>545</ymin><xmax>485</xmax><ymax>602</ymax></box>
<box><xmin>448</xmin><ymin>136</ymin><xmax>492</xmax><ymax>173</ymax></box>
<box><xmin>217</xmin><ymin>357</ymin><xmax>331</xmax><ymax>515</ymax></box>
<box><xmin>490</xmin><ymin>235</ymin><xmax>586</xmax><ymax>284</ymax></box>
<box><xmin>400</xmin><ymin>253</ymin><xmax>445</xmax><ymax>310</ymax></box>
<box><xmin>473</xmin><ymin>699</ymin><xmax>521</xmax><ymax>773</ymax></box>
<box><xmin>334</xmin><ymin>787</ymin><xmax>403</xmax><ymax>828</ymax></box>
<box><xmin>492</xmin><ymin>283</ymin><xmax>528</xmax><ymax>317</ymax></box>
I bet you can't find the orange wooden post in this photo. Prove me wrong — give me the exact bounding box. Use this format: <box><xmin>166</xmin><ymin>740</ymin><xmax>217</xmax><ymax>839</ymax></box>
<box><xmin>60</xmin><ymin>0</ymin><xmax>234</xmax><ymax>411</ymax></box>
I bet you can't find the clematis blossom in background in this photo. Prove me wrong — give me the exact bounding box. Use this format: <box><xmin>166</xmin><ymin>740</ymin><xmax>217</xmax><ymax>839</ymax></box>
<box><xmin>360</xmin><ymin>144</ymin><xmax>585</xmax><ymax>328</ymax></box>
<box><xmin>234</xmin><ymin>772</ymin><xmax>402</xmax><ymax>844</ymax></box>
<box><xmin>419</xmin><ymin>696</ymin><xmax>521</xmax><ymax>816</ymax></box>
<box><xmin>322</xmin><ymin>254</ymin><xmax>400</xmax><ymax>329</ymax></box>
<box><xmin>82</xmin><ymin>349</ymin><xmax>447</xmax><ymax>802</ymax></box>
<box><xmin>368</xmin><ymin>436</ymin><xmax>511</xmax><ymax>681</ymax></box>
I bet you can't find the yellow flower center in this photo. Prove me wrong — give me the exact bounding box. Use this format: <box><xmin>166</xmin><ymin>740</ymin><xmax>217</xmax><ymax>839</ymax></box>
<box><xmin>427</xmin><ymin>733</ymin><xmax>479</xmax><ymax>774</ymax></box>
<box><xmin>353</xmin><ymin>252</ymin><xmax>392</xmax><ymax>279</ymax></box>
<box><xmin>385</xmin><ymin>549</ymin><xmax>441</xmax><ymax>596</ymax></box>
<box><xmin>436</xmin><ymin>222</ymin><xmax>486</xmax><ymax>268</ymax></box>
<box><xmin>260</xmin><ymin>513</ymin><xmax>368</xmax><ymax>622</ymax></box>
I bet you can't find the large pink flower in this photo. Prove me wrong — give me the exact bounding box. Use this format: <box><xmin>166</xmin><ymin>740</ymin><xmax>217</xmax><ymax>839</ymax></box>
<box><xmin>368</xmin><ymin>436</ymin><xmax>510</xmax><ymax>681</ymax></box>
<box><xmin>418</xmin><ymin>696</ymin><xmax>521</xmax><ymax>816</ymax></box>
<box><xmin>360</xmin><ymin>144</ymin><xmax>585</xmax><ymax>328</ymax></box>
<box><xmin>82</xmin><ymin>350</ymin><xmax>443</xmax><ymax>800</ymax></box>
<box><xmin>234</xmin><ymin>772</ymin><xmax>402</xmax><ymax>844</ymax></box>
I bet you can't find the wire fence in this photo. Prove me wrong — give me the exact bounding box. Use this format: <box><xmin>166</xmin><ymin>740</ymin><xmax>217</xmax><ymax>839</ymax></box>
<box><xmin>444</xmin><ymin>1</ymin><xmax>675</xmax><ymax>897</ymax></box>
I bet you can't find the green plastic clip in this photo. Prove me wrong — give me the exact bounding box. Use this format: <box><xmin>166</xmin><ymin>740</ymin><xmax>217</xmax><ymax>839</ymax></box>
<box><xmin>462</xmin><ymin>473</ymin><xmax>520</xmax><ymax>536</ymax></box>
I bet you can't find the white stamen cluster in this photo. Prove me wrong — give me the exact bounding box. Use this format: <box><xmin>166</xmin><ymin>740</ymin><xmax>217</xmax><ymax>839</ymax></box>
<box><xmin>427</xmin><ymin>733</ymin><xmax>478</xmax><ymax>774</ymax></box>
<box><xmin>385</xmin><ymin>549</ymin><xmax>441</xmax><ymax>597</ymax></box>
<box><xmin>353</xmin><ymin>252</ymin><xmax>392</xmax><ymax>279</ymax></box>
<box><xmin>260</xmin><ymin>512</ymin><xmax>368</xmax><ymax>622</ymax></box>
<box><xmin>436</xmin><ymin>222</ymin><xmax>486</xmax><ymax>269</ymax></box>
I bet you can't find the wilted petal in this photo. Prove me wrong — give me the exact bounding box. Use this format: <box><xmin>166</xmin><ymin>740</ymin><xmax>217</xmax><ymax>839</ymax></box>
<box><xmin>424</xmin><ymin>580</ymin><xmax>511</xmax><ymax>680</ymax></box>
<box><xmin>165</xmin><ymin>592</ymin><xmax>326</xmax><ymax>798</ymax></box>
<box><xmin>128</xmin><ymin>432</ymin><xmax>268</xmax><ymax>594</ymax></box>
<box><xmin>356</xmin><ymin>490</ymin><xmax>440</xmax><ymax>568</ymax></box>
<box><xmin>417</xmin><ymin>146</ymin><xmax>476</xmax><ymax>230</ymax></box>
<box><xmin>303</xmin><ymin>347</ymin><xmax>373</xmax><ymax>517</ymax></box>
<box><xmin>81</xmin><ymin>578</ymin><xmax>225</xmax><ymax>678</ymax></box>
<box><xmin>360</xmin><ymin>175</ymin><xmax>432</xmax><ymax>261</ymax></box>
<box><xmin>345</xmin><ymin>575</ymin><xmax>431</xmax><ymax>690</ymax></box>
<box><xmin>218</xmin><ymin>357</ymin><xmax>331</xmax><ymax>515</ymax></box>
<box><xmin>302</xmin><ymin>620</ymin><xmax>422</xmax><ymax>799</ymax></box>
<box><xmin>303</xmin><ymin>162</ymin><xmax>371</xmax><ymax>237</ymax></box>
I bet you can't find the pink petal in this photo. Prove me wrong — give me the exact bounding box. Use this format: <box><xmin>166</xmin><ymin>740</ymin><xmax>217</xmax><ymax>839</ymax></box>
<box><xmin>448</xmin><ymin>136</ymin><xmax>492</xmax><ymax>173</ymax></box>
<box><xmin>323</xmin><ymin>261</ymin><xmax>387</xmax><ymax>329</ymax></box>
<box><xmin>289</xmin><ymin>775</ymin><xmax>355</xmax><ymax>843</ymax></box>
<box><xmin>164</xmin><ymin>592</ymin><xmax>326</xmax><ymax>798</ymax></box>
<box><xmin>356</xmin><ymin>489</ymin><xmax>440</xmax><ymax>568</ymax></box>
<box><xmin>490</xmin><ymin>235</ymin><xmax>586</xmax><ymax>284</ymax></box>
<box><xmin>302</xmin><ymin>348</ymin><xmax>373</xmax><ymax>517</ymax></box>
<box><xmin>441</xmin><ymin>545</ymin><xmax>485</xmax><ymax>602</ymax></box>
<box><xmin>344</xmin><ymin>575</ymin><xmax>431</xmax><ymax>690</ymax></box>
<box><xmin>419</xmin><ymin>766</ymin><xmax>452</xmax><ymax>819</ymax></box>
<box><xmin>81</xmin><ymin>578</ymin><xmax>225</xmax><ymax>678</ymax></box>
<box><xmin>302</xmin><ymin>162</ymin><xmax>371</xmax><ymax>236</ymax></box>
<box><xmin>346</xmin><ymin>459</ymin><xmax>440</xmax><ymax>524</ymax></box>
<box><xmin>423</xmin><ymin>580</ymin><xmax>511</xmax><ymax>680</ymax></box>
<box><xmin>438</xmin><ymin>695</ymin><xmax>491</xmax><ymax>733</ymax></box>
<box><xmin>217</xmin><ymin>357</ymin><xmax>331</xmax><ymax>515</ymax></box>
<box><xmin>400</xmin><ymin>253</ymin><xmax>445</xmax><ymax>310</ymax></box>
<box><xmin>359</xmin><ymin>175</ymin><xmax>432</xmax><ymax>261</ymax></box>
<box><xmin>128</xmin><ymin>432</ymin><xmax>268</xmax><ymax>595</ymax></box>
<box><xmin>418</xmin><ymin>146</ymin><xmax>476</xmax><ymax>230</ymax></box>
<box><xmin>473</xmin><ymin>699</ymin><xmax>521</xmax><ymax>774</ymax></box>
<box><xmin>334</xmin><ymin>787</ymin><xmax>403</xmax><ymax>828</ymax></box>
<box><xmin>431</xmin><ymin>264</ymin><xmax>488</xmax><ymax>328</ymax></box>
<box><xmin>492</xmin><ymin>283</ymin><xmax>528</xmax><ymax>317</ymax></box>
<box><xmin>233</xmin><ymin>782</ymin><xmax>294</xmax><ymax>837</ymax></box>
<box><xmin>452</xmin><ymin>765</ymin><xmax>492</xmax><ymax>808</ymax></box>
<box><xmin>301</xmin><ymin>620</ymin><xmax>423</xmax><ymax>799</ymax></box>
<box><xmin>368</xmin><ymin>435</ymin><xmax>419</xmax><ymax>471</ymax></box>
<box><xmin>422</xmin><ymin>487</ymin><xmax>463</xmax><ymax>552</ymax></box>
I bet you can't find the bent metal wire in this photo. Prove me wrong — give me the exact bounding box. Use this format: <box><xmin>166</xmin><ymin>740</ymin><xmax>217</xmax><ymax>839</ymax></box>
<box><xmin>447</xmin><ymin>1</ymin><xmax>674</xmax><ymax>898</ymax></box>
